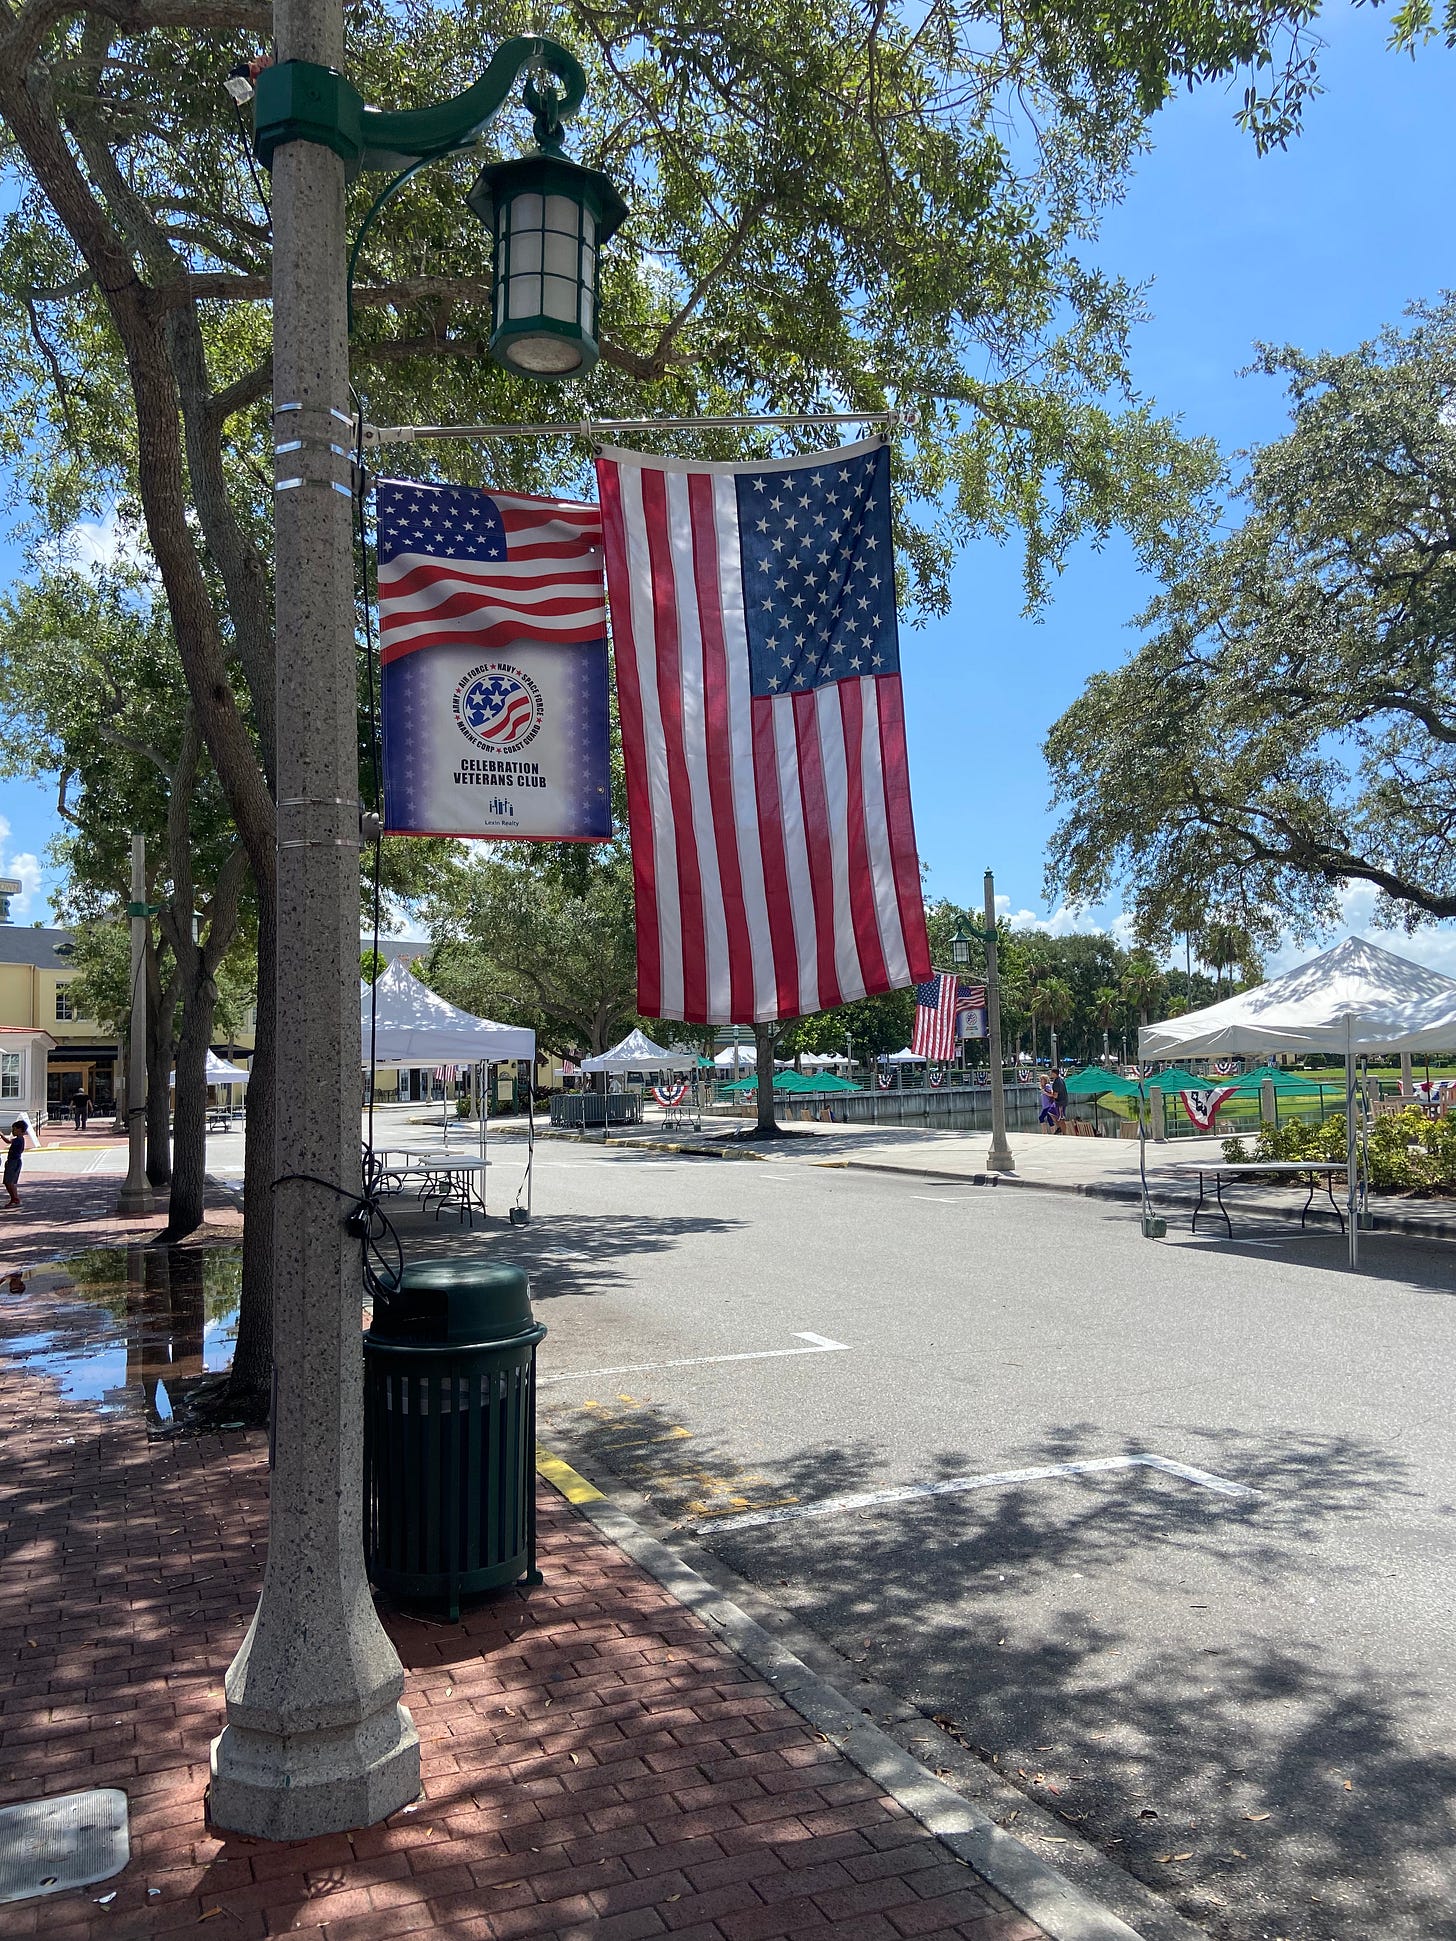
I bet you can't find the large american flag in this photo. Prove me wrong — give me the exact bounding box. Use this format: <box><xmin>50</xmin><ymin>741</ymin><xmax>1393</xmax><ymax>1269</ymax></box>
<box><xmin>596</xmin><ymin>439</ymin><xmax>931</xmax><ymax>1024</ymax></box>
<box><xmin>374</xmin><ymin>479</ymin><xmax>604</xmax><ymax>663</ymax></box>
<box><xmin>912</xmin><ymin>974</ymin><xmax>982</xmax><ymax>1060</ymax></box>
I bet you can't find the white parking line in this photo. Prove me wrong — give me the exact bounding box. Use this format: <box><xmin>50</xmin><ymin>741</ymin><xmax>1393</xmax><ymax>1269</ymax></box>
<box><xmin>538</xmin><ymin>1330</ymin><xmax>850</xmax><ymax>1385</ymax></box>
<box><xmin>687</xmin><ymin>1452</ymin><xmax>1257</xmax><ymax>1533</ymax></box>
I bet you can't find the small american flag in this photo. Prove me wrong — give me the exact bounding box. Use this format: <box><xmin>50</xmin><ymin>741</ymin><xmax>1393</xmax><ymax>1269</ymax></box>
<box><xmin>911</xmin><ymin>974</ymin><xmax>959</xmax><ymax>1060</ymax></box>
<box><xmin>375</xmin><ymin>479</ymin><xmax>604</xmax><ymax>662</ymax></box>
<box><xmin>597</xmin><ymin>438</ymin><xmax>931</xmax><ymax>1024</ymax></box>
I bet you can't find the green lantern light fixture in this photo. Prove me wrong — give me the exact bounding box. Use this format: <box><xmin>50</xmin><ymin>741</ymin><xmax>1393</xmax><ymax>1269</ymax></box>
<box><xmin>252</xmin><ymin>36</ymin><xmax>625</xmax><ymax>382</ymax></box>
<box><xmin>468</xmin><ymin>149</ymin><xmax>626</xmax><ymax>379</ymax></box>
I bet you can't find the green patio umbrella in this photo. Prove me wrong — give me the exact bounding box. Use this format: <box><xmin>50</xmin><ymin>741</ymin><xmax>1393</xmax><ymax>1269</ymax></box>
<box><xmin>1225</xmin><ymin>1065</ymin><xmax>1334</xmax><ymax>1096</ymax></box>
<box><xmin>1063</xmin><ymin>1067</ymin><xmax>1142</xmax><ymax>1099</ymax></box>
<box><xmin>1140</xmin><ymin>1068</ymin><xmax>1213</xmax><ymax>1093</ymax></box>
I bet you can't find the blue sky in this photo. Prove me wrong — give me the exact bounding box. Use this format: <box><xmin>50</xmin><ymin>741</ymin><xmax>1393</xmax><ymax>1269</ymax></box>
<box><xmin>2</xmin><ymin>4</ymin><xmax>1453</xmax><ymax>973</ymax></box>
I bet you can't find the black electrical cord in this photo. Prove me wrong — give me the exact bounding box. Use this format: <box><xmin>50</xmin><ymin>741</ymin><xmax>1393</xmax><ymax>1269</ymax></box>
<box><xmin>274</xmin><ymin>1167</ymin><xmax>403</xmax><ymax>1302</ymax></box>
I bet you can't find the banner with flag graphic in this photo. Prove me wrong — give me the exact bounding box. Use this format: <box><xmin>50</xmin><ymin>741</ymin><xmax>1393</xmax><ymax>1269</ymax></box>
<box><xmin>912</xmin><ymin>973</ymin><xmax>982</xmax><ymax>1060</ymax></box>
<box><xmin>957</xmin><ymin>983</ymin><xmax>988</xmax><ymax>1040</ymax></box>
<box><xmin>596</xmin><ymin>438</ymin><xmax>931</xmax><ymax>1024</ymax></box>
<box><xmin>376</xmin><ymin>479</ymin><xmax>612</xmax><ymax>841</ymax></box>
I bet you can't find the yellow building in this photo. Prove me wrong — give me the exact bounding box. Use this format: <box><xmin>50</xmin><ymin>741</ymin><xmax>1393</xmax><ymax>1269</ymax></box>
<box><xmin>0</xmin><ymin>921</ymin><xmax>120</xmax><ymax>1122</ymax></box>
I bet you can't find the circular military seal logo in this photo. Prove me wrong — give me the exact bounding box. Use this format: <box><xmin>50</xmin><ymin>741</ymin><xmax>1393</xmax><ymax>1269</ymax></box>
<box><xmin>452</xmin><ymin>662</ymin><xmax>544</xmax><ymax>753</ymax></box>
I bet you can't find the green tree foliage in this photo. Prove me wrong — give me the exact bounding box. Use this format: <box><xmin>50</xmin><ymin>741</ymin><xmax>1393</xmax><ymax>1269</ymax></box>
<box><xmin>1045</xmin><ymin>299</ymin><xmax>1456</xmax><ymax>943</ymax></box>
<box><xmin>426</xmin><ymin>841</ymin><xmax>640</xmax><ymax>1056</ymax></box>
<box><xmin>780</xmin><ymin>990</ymin><xmax>915</xmax><ymax>1061</ymax></box>
<box><xmin>0</xmin><ymin>569</ymin><xmax>248</xmax><ymax>1225</ymax></box>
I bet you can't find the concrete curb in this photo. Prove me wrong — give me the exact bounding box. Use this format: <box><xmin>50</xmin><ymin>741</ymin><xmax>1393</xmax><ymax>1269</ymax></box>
<box><xmin>813</xmin><ymin>1156</ymin><xmax>1456</xmax><ymax>1239</ymax></box>
<box><xmin>538</xmin><ymin>1451</ymin><xmax>1205</xmax><ymax>1941</ymax></box>
<box><xmin>510</xmin><ymin>1127</ymin><xmax>768</xmax><ymax>1159</ymax></box>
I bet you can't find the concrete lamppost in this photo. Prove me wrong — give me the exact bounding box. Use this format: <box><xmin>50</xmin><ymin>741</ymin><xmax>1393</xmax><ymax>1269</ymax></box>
<box><xmin>209</xmin><ymin>18</ymin><xmax>621</xmax><ymax>1839</ymax></box>
<box><xmin>980</xmin><ymin>869</ymin><xmax>1015</xmax><ymax>1174</ymax></box>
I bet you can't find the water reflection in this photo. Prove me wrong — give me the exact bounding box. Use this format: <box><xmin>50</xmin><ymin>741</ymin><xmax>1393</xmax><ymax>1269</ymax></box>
<box><xmin>0</xmin><ymin>1245</ymin><xmax>240</xmax><ymax>1424</ymax></box>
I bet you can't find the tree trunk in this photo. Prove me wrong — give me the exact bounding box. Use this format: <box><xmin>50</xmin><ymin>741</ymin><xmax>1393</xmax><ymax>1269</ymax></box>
<box><xmin>145</xmin><ymin>940</ymin><xmax>173</xmax><ymax>1187</ymax></box>
<box><xmin>167</xmin><ymin>973</ymin><xmax>214</xmax><ymax>1237</ymax></box>
<box><xmin>754</xmin><ymin>1022</ymin><xmax>779</xmax><ymax>1135</ymax></box>
<box><xmin>228</xmin><ymin>898</ymin><xmax>275</xmax><ymax>1414</ymax></box>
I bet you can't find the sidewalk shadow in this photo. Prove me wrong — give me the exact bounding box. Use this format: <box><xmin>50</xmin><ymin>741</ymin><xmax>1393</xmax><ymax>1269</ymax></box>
<box><xmin>559</xmin><ymin>1400</ymin><xmax>1449</xmax><ymax>1940</ymax></box>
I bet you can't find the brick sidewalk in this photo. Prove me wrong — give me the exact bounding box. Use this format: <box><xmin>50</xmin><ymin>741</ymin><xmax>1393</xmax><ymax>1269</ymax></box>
<box><xmin>0</xmin><ymin>1268</ymin><xmax>1047</xmax><ymax>1941</ymax></box>
<box><xmin>0</xmin><ymin>1175</ymin><xmax>242</xmax><ymax>1272</ymax></box>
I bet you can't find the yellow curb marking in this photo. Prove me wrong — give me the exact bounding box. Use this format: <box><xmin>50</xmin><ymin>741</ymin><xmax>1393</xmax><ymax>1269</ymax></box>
<box><xmin>535</xmin><ymin>1443</ymin><xmax>605</xmax><ymax>1505</ymax></box>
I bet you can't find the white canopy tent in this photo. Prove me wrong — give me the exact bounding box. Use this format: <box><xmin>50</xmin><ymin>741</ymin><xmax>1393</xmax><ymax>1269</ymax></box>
<box><xmin>799</xmin><ymin>1051</ymin><xmax>850</xmax><ymax>1069</ymax></box>
<box><xmin>1140</xmin><ymin>936</ymin><xmax>1456</xmax><ymax>1266</ymax></box>
<box><xmin>714</xmin><ymin>1043</ymin><xmax>756</xmax><ymax>1069</ymax></box>
<box><xmin>581</xmin><ymin>1030</ymin><xmax>698</xmax><ymax>1074</ymax></box>
<box><xmin>362</xmin><ymin>958</ymin><xmax>537</xmax><ymax>1178</ymax></box>
<box><xmin>361</xmin><ymin>957</ymin><xmax>535</xmax><ymax>1067</ymax></box>
<box><xmin>205</xmin><ymin>1051</ymin><xmax>250</xmax><ymax>1084</ymax></box>
<box><xmin>883</xmin><ymin>1047</ymin><xmax>927</xmax><ymax>1064</ymax></box>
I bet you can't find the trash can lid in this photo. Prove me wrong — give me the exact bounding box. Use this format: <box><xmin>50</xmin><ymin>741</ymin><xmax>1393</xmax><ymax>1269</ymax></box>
<box><xmin>372</xmin><ymin>1259</ymin><xmax>536</xmax><ymax>1343</ymax></box>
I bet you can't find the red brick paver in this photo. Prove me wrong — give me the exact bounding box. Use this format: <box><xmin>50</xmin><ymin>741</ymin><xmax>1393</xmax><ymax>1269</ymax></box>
<box><xmin>0</xmin><ymin>1258</ymin><xmax>1049</xmax><ymax>1941</ymax></box>
<box><xmin>0</xmin><ymin>1173</ymin><xmax>242</xmax><ymax>1270</ymax></box>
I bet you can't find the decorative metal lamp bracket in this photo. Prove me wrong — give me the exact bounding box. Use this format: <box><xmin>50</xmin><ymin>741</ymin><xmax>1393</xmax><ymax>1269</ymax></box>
<box><xmin>252</xmin><ymin>35</ymin><xmax>586</xmax><ymax>177</ymax></box>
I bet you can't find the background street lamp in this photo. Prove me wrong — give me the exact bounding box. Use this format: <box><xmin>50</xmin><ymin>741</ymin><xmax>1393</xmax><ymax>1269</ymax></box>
<box><xmin>962</xmin><ymin>874</ymin><xmax>1015</xmax><ymax>1173</ymax></box>
<box><xmin>209</xmin><ymin>20</ymin><xmax>622</xmax><ymax>1841</ymax></box>
<box><xmin>950</xmin><ymin>925</ymin><xmax>971</xmax><ymax>1073</ymax></box>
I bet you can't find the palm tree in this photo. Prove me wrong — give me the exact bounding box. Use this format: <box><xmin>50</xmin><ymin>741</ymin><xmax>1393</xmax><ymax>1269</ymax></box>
<box><xmin>1120</xmin><ymin>950</ymin><xmax>1164</xmax><ymax>1031</ymax></box>
<box><xmin>1200</xmin><ymin>919</ymin><xmax>1250</xmax><ymax>998</ymax></box>
<box><xmin>1030</xmin><ymin>976</ymin><xmax>1076</xmax><ymax>1066</ymax></box>
<box><xmin>1091</xmin><ymin>984</ymin><xmax>1120</xmax><ymax>1062</ymax></box>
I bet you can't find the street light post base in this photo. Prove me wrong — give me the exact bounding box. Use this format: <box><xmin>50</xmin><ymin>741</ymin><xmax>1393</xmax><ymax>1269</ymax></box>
<box><xmin>209</xmin><ymin>1703</ymin><xmax>421</xmax><ymax>1842</ymax></box>
<box><xmin>116</xmin><ymin>1183</ymin><xmax>155</xmax><ymax>1216</ymax></box>
<box><xmin>984</xmin><ymin>1142</ymin><xmax>1016</xmax><ymax>1174</ymax></box>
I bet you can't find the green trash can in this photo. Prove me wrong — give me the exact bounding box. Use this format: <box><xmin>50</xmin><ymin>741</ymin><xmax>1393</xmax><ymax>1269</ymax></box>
<box><xmin>363</xmin><ymin>1260</ymin><xmax>546</xmax><ymax>1619</ymax></box>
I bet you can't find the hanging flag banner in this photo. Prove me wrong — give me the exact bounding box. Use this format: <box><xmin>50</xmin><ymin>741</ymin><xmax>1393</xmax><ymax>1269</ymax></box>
<box><xmin>376</xmin><ymin>479</ymin><xmax>612</xmax><ymax>841</ymax></box>
<box><xmin>596</xmin><ymin>437</ymin><xmax>932</xmax><ymax>1024</ymax></box>
<box><xmin>957</xmin><ymin>984</ymin><xmax>988</xmax><ymax>1041</ymax></box>
<box><xmin>1179</xmin><ymin>1085</ymin><xmax>1237</xmax><ymax>1131</ymax></box>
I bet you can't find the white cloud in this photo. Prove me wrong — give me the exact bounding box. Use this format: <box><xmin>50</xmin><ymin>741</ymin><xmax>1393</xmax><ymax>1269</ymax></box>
<box><xmin>0</xmin><ymin>816</ymin><xmax>46</xmax><ymax>920</ymax></box>
<box><xmin>1263</xmin><ymin>883</ymin><xmax>1456</xmax><ymax>979</ymax></box>
<box><xmin>990</xmin><ymin>882</ymin><xmax>1456</xmax><ymax>981</ymax></box>
<box><xmin>51</xmin><ymin>506</ymin><xmax>151</xmax><ymax>576</ymax></box>
<box><xmin>994</xmin><ymin>894</ymin><xmax>1139</xmax><ymax>943</ymax></box>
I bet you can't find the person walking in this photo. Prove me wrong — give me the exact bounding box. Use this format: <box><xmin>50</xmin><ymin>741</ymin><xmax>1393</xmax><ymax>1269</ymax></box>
<box><xmin>4</xmin><ymin>1120</ymin><xmax>26</xmax><ymax>1207</ymax></box>
<box><xmin>72</xmin><ymin>1087</ymin><xmax>91</xmax><ymax>1132</ymax></box>
<box><xmin>1050</xmin><ymin>1066</ymin><xmax>1069</xmax><ymax>1134</ymax></box>
<box><xmin>1037</xmin><ymin>1075</ymin><xmax>1058</xmax><ymax>1131</ymax></box>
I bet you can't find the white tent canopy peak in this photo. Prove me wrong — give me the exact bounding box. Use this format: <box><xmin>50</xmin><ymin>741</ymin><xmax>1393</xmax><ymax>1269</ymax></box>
<box><xmin>1139</xmin><ymin>935</ymin><xmax>1456</xmax><ymax>1058</ymax></box>
<box><xmin>362</xmin><ymin>957</ymin><xmax>535</xmax><ymax>1066</ymax></box>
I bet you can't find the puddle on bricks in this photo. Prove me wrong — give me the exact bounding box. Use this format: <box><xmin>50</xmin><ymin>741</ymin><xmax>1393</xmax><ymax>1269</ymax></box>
<box><xmin>0</xmin><ymin>1244</ymin><xmax>240</xmax><ymax>1425</ymax></box>
<box><xmin>542</xmin><ymin>1391</ymin><xmax>799</xmax><ymax>1523</ymax></box>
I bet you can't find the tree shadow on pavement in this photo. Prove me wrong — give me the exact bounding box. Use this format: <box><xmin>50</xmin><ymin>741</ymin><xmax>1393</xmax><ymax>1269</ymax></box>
<box><xmin>558</xmin><ymin>1399</ymin><xmax>1450</xmax><ymax>1941</ymax></box>
<box><xmin>1170</xmin><ymin>1226</ymin><xmax>1456</xmax><ymax>1295</ymax></box>
<box><xmin>382</xmin><ymin>1208</ymin><xmax>743</xmax><ymax>1302</ymax></box>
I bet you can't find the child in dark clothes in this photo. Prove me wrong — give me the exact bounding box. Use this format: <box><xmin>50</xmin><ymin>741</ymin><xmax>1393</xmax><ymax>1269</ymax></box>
<box><xmin>4</xmin><ymin>1122</ymin><xmax>25</xmax><ymax>1207</ymax></box>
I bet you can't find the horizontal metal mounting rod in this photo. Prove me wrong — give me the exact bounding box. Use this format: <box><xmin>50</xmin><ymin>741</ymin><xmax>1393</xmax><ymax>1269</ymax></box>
<box><xmin>358</xmin><ymin>408</ymin><xmax>915</xmax><ymax>448</ymax></box>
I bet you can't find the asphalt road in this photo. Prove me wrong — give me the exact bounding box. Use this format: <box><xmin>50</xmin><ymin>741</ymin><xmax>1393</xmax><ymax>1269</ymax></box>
<box><xmin>398</xmin><ymin>1134</ymin><xmax>1456</xmax><ymax>1941</ymax></box>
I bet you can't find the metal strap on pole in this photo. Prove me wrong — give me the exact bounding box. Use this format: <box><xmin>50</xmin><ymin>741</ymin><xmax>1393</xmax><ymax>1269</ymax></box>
<box><xmin>358</xmin><ymin>408</ymin><xmax>915</xmax><ymax>447</ymax></box>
